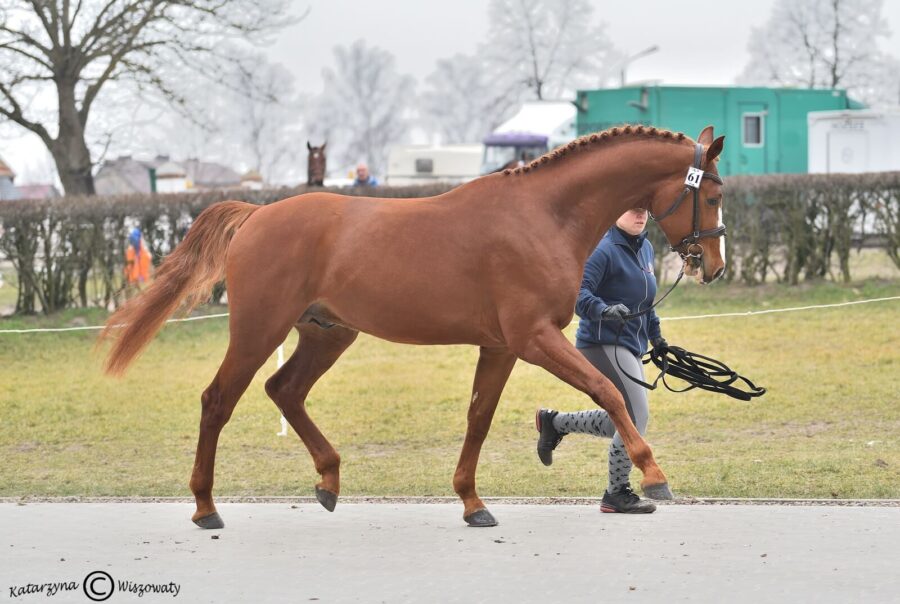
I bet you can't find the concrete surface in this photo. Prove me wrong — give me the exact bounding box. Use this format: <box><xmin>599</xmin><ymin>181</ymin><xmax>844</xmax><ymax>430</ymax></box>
<box><xmin>2</xmin><ymin>502</ymin><xmax>898</xmax><ymax>603</ymax></box>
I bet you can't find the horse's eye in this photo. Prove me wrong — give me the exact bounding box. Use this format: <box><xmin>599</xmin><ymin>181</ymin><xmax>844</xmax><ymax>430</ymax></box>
<box><xmin>706</xmin><ymin>197</ymin><xmax>721</xmax><ymax>207</ymax></box>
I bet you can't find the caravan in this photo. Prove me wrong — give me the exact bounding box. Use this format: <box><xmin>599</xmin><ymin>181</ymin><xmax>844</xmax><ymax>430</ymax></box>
<box><xmin>808</xmin><ymin>109</ymin><xmax>900</xmax><ymax>173</ymax></box>
<box><xmin>385</xmin><ymin>144</ymin><xmax>483</xmax><ymax>186</ymax></box>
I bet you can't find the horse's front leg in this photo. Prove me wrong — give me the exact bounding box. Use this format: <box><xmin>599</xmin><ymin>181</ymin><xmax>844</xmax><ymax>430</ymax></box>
<box><xmin>453</xmin><ymin>346</ymin><xmax>517</xmax><ymax>527</ymax></box>
<box><xmin>511</xmin><ymin>323</ymin><xmax>671</xmax><ymax>498</ymax></box>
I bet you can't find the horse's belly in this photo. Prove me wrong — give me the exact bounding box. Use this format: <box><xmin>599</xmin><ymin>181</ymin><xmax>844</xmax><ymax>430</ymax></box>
<box><xmin>317</xmin><ymin>278</ymin><xmax>504</xmax><ymax>348</ymax></box>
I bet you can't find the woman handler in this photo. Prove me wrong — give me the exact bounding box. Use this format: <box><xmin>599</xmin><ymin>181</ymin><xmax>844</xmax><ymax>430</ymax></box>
<box><xmin>536</xmin><ymin>208</ymin><xmax>667</xmax><ymax>514</ymax></box>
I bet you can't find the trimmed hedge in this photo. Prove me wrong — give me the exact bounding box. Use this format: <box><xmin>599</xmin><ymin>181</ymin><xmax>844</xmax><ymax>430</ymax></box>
<box><xmin>0</xmin><ymin>184</ymin><xmax>453</xmax><ymax>314</ymax></box>
<box><xmin>1</xmin><ymin>174</ymin><xmax>897</xmax><ymax>314</ymax></box>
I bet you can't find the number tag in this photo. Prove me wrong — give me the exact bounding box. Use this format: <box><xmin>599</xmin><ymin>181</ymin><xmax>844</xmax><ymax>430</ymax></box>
<box><xmin>684</xmin><ymin>167</ymin><xmax>704</xmax><ymax>189</ymax></box>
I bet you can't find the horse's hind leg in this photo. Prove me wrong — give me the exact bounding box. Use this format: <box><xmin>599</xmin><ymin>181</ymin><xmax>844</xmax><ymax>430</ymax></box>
<box><xmin>453</xmin><ymin>346</ymin><xmax>517</xmax><ymax>527</ymax></box>
<box><xmin>264</xmin><ymin>323</ymin><xmax>359</xmax><ymax>512</ymax></box>
<box><xmin>190</xmin><ymin>340</ymin><xmax>277</xmax><ymax>529</ymax></box>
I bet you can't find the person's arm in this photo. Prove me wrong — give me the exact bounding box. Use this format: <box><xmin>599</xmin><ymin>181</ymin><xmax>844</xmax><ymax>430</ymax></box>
<box><xmin>575</xmin><ymin>247</ymin><xmax>611</xmax><ymax>321</ymax></box>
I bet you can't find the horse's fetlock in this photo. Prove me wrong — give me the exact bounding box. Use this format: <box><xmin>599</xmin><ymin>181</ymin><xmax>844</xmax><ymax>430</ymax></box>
<box><xmin>316</xmin><ymin>451</ymin><xmax>341</xmax><ymax>475</ymax></box>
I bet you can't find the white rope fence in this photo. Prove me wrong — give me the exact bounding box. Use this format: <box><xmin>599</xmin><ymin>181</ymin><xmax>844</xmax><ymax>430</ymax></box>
<box><xmin>0</xmin><ymin>296</ymin><xmax>898</xmax><ymax>335</ymax></box>
<box><xmin>659</xmin><ymin>295</ymin><xmax>900</xmax><ymax>321</ymax></box>
<box><xmin>0</xmin><ymin>312</ymin><xmax>229</xmax><ymax>334</ymax></box>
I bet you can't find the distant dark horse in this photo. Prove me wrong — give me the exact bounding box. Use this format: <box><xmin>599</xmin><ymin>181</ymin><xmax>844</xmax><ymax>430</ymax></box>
<box><xmin>307</xmin><ymin>142</ymin><xmax>326</xmax><ymax>186</ymax></box>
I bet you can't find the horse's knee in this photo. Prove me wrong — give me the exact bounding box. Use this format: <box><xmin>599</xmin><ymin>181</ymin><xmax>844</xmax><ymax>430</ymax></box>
<box><xmin>590</xmin><ymin>380</ymin><xmax>625</xmax><ymax>412</ymax></box>
<box><xmin>199</xmin><ymin>385</ymin><xmax>234</xmax><ymax>428</ymax></box>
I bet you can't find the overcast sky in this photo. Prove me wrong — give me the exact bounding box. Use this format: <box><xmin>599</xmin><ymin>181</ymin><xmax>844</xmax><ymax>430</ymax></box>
<box><xmin>272</xmin><ymin>0</ymin><xmax>900</xmax><ymax>91</ymax></box>
<box><xmin>5</xmin><ymin>0</ymin><xmax>900</xmax><ymax>181</ymax></box>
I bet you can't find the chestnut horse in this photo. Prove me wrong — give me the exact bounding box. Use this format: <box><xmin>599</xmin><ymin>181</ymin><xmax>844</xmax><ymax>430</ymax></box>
<box><xmin>100</xmin><ymin>125</ymin><xmax>727</xmax><ymax>529</ymax></box>
<box><xmin>307</xmin><ymin>141</ymin><xmax>326</xmax><ymax>186</ymax></box>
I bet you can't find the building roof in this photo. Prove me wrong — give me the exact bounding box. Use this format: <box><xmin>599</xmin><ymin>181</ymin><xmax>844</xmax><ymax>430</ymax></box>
<box><xmin>181</xmin><ymin>158</ymin><xmax>241</xmax><ymax>188</ymax></box>
<box><xmin>0</xmin><ymin>157</ymin><xmax>15</xmax><ymax>179</ymax></box>
<box><xmin>156</xmin><ymin>161</ymin><xmax>186</xmax><ymax>178</ymax></box>
<box><xmin>94</xmin><ymin>156</ymin><xmax>155</xmax><ymax>194</ymax></box>
<box><xmin>94</xmin><ymin>155</ymin><xmax>242</xmax><ymax>195</ymax></box>
<box><xmin>16</xmin><ymin>184</ymin><xmax>60</xmax><ymax>199</ymax></box>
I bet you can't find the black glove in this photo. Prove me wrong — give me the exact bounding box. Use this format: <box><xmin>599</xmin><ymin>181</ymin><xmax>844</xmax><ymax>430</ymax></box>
<box><xmin>600</xmin><ymin>303</ymin><xmax>629</xmax><ymax>324</ymax></box>
<box><xmin>650</xmin><ymin>336</ymin><xmax>668</xmax><ymax>349</ymax></box>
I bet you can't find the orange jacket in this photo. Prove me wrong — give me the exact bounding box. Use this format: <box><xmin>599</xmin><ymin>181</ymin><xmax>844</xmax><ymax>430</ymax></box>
<box><xmin>125</xmin><ymin>243</ymin><xmax>152</xmax><ymax>284</ymax></box>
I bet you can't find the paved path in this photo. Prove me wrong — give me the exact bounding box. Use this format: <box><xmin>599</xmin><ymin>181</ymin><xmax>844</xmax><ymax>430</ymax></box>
<box><xmin>2</xmin><ymin>502</ymin><xmax>898</xmax><ymax>603</ymax></box>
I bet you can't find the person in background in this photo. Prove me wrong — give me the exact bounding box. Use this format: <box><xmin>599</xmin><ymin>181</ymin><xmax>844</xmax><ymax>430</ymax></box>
<box><xmin>352</xmin><ymin>162</ymin><xmax>379</xmax><ymax>187</ymax></box>
<box><xmin>124</xmin><ymin>227</ymin><xmax>153</xmax><ymax>298</ymax></box>
<box><xmin>535</xmin><ymin>207</ymin><xmax>667</xmax><ymax>514</ymax></box>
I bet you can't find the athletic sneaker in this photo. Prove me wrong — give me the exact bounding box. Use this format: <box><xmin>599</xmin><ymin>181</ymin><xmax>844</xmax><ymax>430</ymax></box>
<box><xmin>535</xmin><ymin>408</ymin><xmax>564</xmax><ymax>466</ymax></box>
<box><xmin>601</xmin><ymin>485</ymin><xmax>657</xmax><ymax>514</ymax></box>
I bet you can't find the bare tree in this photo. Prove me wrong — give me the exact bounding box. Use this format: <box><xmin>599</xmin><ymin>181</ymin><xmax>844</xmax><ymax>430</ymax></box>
<box><xmin>224</xmin><ymin>51</ymin><xmax>305</xmax><ymax>184</ymax></box>
<box><xmin>738</xmin><ymin>0</ymin><xmax>900</xmax><ymax>106</ymax></box>
<box><xmin>137</xmin><ymin>50</ymin><xmax>307</xmax><ymax>186</ymax></box>
<box><xmin>485</xmin><ymin>0</ymin><xmax>617</xmax><ymax>101</ymax></box>
<box><xmin>421</xmin><ymin>53</ymin><xmax>521</xmax><ymax>145</ymax></box>
<box><xmin>311</xmin><ymin>39</ymin><xmax>415</xmax><ymax>176</ymax></box>
<box><xmin>0</xmin><ymin>0</ymin><xmax>297</xmax><ymax>195</ymax></box>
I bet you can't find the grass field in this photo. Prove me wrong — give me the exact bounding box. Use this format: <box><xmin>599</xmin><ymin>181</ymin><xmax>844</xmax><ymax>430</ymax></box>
<box><xmin>1</xmin><ymin>275</ymin><xmax>898</xmax><ymax>500</ymax></box>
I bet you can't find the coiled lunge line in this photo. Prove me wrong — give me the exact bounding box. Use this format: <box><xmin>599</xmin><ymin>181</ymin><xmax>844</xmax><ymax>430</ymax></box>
<box><xmin>627</xmin><ymin>340</ymin><xmax>766</xmax><ymax>401</ymax></box>
<box><xmin>613</xmin><ymin>269</ymin><xmax>767</xmax><ymax>401</ymax></box>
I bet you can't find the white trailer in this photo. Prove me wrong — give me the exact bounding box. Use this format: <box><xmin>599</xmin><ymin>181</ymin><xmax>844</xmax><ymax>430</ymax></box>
<box><xmin>808</xmin><ymin>109</ymin><xmax>900</xmax><ymax>173</ymax></box>
<box><xmin>386</xmin><ymin>144</ymin><xmax>484</xmax><ymax>186</ymax></box>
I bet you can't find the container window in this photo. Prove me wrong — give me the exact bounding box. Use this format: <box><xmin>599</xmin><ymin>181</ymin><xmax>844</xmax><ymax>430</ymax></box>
<box><xmin>743</xmin><ymin>114</ymin><xmax>764</xmax><ymax>147</ymax></box>
<box><xmin>415</xmin><ymin>158</ymin><xmax>433</xmax><ymax>173</ymax></box>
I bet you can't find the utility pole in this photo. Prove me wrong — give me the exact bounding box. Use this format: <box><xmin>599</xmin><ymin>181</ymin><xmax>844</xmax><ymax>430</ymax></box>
<box><xmin>620</xmin><ymin>45</ymin><xmax>660</xmax><ymax>87</ymax></box>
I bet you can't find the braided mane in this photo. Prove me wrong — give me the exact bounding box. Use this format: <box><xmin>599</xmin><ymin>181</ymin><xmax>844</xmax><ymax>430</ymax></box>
<box><xmin>504</xmin><ymin>125</ymin><xmax>693</xmax><ymax>176</ymax></box>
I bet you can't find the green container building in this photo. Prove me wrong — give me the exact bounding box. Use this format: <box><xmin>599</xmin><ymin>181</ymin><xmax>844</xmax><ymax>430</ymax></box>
<box><xmin>574</xmin><ymin>86</ymin><xmax>863</xmax><ymax>175</ymax></box>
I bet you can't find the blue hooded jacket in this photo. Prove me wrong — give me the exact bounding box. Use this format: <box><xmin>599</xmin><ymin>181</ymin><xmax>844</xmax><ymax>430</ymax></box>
<box><xmin>574</xmin><ymin>226</ymin><xmax>662</xmax><ymax>356</ymax></box>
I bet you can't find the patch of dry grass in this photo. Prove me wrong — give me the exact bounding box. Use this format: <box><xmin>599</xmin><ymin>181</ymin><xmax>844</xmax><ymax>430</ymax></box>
<box><xmin>1</xmin><ymin>278</ymin><xmax>898</xmax><ymax>499</ymax></box>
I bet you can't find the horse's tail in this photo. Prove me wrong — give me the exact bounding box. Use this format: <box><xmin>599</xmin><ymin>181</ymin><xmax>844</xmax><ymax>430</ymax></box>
<box><xmin>99</xmin><ymin>201</ymin><xmax>260</xmax><ymax>376</ymax></box>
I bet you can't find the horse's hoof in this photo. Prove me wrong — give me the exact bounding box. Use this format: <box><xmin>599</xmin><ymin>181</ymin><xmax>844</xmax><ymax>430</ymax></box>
<box><xmin>464</xmin><ymin>508</ymin><xmax>498</xmax><ymax>527</ymax></box>
<box><xmin>193</xmin><ymin>511</ymin><xmax>224</xmax><ymax>529</ymax></box>
<box><xmin>643</xmin><ymin>482</ymin><xmax>674</xmax><ymax>500</ymax></box>
<box><xmin>315</xmin><ymin>486</ymin><xmax>338</xmax><ymax>512</ymax></box>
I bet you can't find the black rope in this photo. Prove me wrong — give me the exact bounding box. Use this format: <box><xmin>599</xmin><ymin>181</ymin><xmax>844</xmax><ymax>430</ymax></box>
<box><xmin>613</xmin><ymin>326</ymin><xmax>766</xmax><ymax>401</ymax></box>
<box><xmin>644</xmin><ymin>343</ymin><xmax>765</xmax><ymax>401</ymax></box>
<box><xmin>610</xmin><ymin>271</ymin><xmax>766</xmax><ymax>401</ymax></box>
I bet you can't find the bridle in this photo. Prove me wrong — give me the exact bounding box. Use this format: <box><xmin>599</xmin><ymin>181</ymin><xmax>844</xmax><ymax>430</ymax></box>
<box><xmin>650</xmin><ymin>142</ymin><xmax>725</xmax><ymax>262</ymax></box>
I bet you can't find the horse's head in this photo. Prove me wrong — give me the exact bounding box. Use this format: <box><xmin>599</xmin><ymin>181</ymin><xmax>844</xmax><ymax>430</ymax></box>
<box><xmin>307</xmin><ymin>141</ymin><xmax>327</xmax><ymax>186</ymax></box>
<box><xmin>649</xmin><ymin>126</ymin><xmax>726</xmax><ymax>285</ymax></box>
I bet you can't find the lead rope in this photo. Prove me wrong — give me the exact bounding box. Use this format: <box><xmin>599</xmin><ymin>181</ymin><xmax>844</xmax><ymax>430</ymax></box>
<box><xmin>611</xmin><ymin>270</ymin><xmax>766</xmax><ymax>401</ymax></box>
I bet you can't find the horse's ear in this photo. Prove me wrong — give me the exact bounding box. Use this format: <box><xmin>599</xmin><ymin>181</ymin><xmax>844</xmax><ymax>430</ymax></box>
<box><xmin>307</xmin><ymin>141</ymin><xmax>312</xmax><ymax>151</ymax></box>
<box><xmin>697</xmin><ymin>126</ymin><xmax>714</xmax><ymax>145</ymax></box>
<box><xmin>321</xmin><ymin>141</ymin><xmax>327</xmax><ymax>152</ymax></box>
<box><xmin>706</xmin><ymin>135</ymin><xmax>725</xmax><ymax>163</ymax></box>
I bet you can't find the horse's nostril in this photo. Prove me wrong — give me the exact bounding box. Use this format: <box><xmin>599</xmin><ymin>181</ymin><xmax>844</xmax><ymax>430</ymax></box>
<box><xmin>713</xmin><ymin>267</ymin><xmax>725</xmax><ymax>282</ymax></box>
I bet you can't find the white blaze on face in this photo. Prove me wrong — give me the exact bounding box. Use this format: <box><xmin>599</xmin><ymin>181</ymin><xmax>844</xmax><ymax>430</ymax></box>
<box><xmin>718</xmin><ymin>206</ymin><xmax>726</xmax><ymax>264</ymax></box>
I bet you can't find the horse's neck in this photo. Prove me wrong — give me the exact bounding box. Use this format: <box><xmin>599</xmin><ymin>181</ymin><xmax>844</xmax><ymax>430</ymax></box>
<box><xmin>537</xmin><ymin>140</ymin><xmax>690</xmax><ymax>261</ymax></box>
